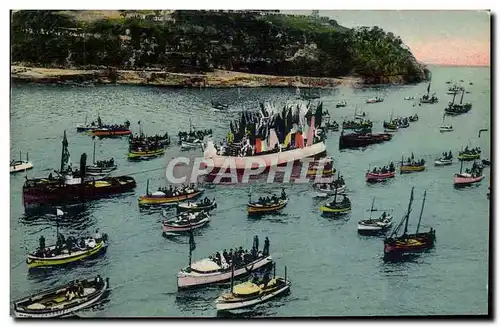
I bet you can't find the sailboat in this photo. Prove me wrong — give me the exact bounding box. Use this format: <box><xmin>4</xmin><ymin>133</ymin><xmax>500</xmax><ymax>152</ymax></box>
<box><xmin>383</xmin><ymin>187</ymin><xmax>435</xmax><ymax>256</ymax></box>
<box><xmin>180</xmin><ymin>118</ymin><xmax>204</xmax><ymax>150</ymax></box>
<box><xmin>176</xmin><ymin>233</ymin><xmax>273</xmax><ymax>289</ymax></box>
<box><xmin>383</xmin><ymin>111</ymin><xmax>398</xmax><ymax>132</ymax></box>
<box><xmin>445</xmin><ymin>89</ymin><xmax>472</xmax><ymax>115</ymax></box>
<box><xmin>419</xmin><ymin>82</ymin><xmax>438</xmax><ymax>104</ymax></box>
<box><xmin>319</xmin><ymin>186</ymin><xmax>351</xmax><ymax>214</ymax></box>
<box><xmin>86</xmin><ymin>139</ymin><xmax>117</xmax><ymax>176</ymax></box>
<box><xmin>76</xmin><ymin>113</ymin><xmax>100</xmax><ymax>132</ymax></box>
<box><xmin>10</xmin><ymin>151</ymin><xmax>33</xmax><ymax>173</ymax></box>
<box><xmin>357</xmin><ymin>198</ymin><xmax>393</xmax><ymax>235</ymax></box>
<box><xmin>439</xmin><ymin>114</ymin><xmax>453</xmax><ymax>132</ymax></box>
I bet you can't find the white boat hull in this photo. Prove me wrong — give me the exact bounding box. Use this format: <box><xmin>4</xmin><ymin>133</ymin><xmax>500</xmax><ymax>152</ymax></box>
<box><xmin>313</xmin><ymin>185</ymin><xmax>346</xmax><ymax>195</ymax></box>
<box><xmin>10</xmin><ymin>162</ymin><xmax>33</xmax><ymax>173</ymax></box>
<box><xmin>435</xmin><ymin>159</ymin><xmax>452</xmax><ymax>166</ymax></box>
<box><xmin>177</xmin><ymin>256</ymin><xmax>273</xmax><ymax>289</ymax></box>
<box><xmin>216</xmin><ymin>281</ymin><xmax>291</xmax><ymax>311</ymax></box>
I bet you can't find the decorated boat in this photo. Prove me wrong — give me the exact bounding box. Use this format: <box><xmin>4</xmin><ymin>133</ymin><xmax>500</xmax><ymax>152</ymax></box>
<box><xmin>339</xmin><ymin>131</ymin><xmax>392</xmax><ymax>150</ymax></box>
<box><xmin>215</xmin><ymin>265</ymin><xmax>290</xmax><ymax>312</ymax></box>
<box><xmin>10</xmin><ymin>151</ymin><xmax>33</xmax><ymax>173</ymax></box>
<box><xmin>162</xmin><ymin>211</ymin><xmax>210</xmax><ymax>233</ymax></box>
<box><xmin>400</xmin><ymin>155</ymin><xmax>425</xmax><ymax>174</ymax></box>
<box><xmin>177</xmin><ymin>234</ymin><xmax>273</xmax><ymax>289</ymax></box>
<box><xmin>248</xmin><ymin>190</ymin><xmax>288</xmax><ymax>215</ymax></box>
<box><xmin>384</xmin><ymin>188</ymin><xmax>435</xmax><ymax>257</ymax></box>
<box><xmin>457</xmin><ymin>146</ymin><xmax>481</xmax><ymax>161</ymax></box>
<box><xmin>13</xmin><ymin>275</ymin><xmax>109</xmax><ymax>318</ymax></box>
<box><xmin>358</xmin><ymin>198</ymin><xmax>393</xmax><ymax>235</ymax></box>
<box><xmin>138</xmin><ymin>180</ymin><xmax>204</xmax><ymax>206</ymax></box>
<box><xmin>366</xmin><ymin>163</ymin><xmax>396</xmax><ymax>182</ymax></box>
<box><xmin>177</xmin><ymin>197</ymin><xmax>217</xmax><ymax>213</ymax></box>
<box><xmin>454</xmin><ymin>160</ymin><xmax>484</xmax><ymax>186</ymax></box>
<box><xmin>22</xmin><ymin>132</ymin><xmax>136</xmax><ymax>209</ymax></box>
<box><xmin>320</xmin><ymin>187</ymin><xmax>351</xmax><ymax>214</ymax></box>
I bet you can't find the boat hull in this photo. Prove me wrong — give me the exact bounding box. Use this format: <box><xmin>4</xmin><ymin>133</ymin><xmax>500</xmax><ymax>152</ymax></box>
<box><xmin>177</xmin><ymin>256</ymin><xmax>273</xmax><ymax>289</ymax></box>
<box><xmin>10</xmin><ymin>162</ymin><xmax>34</xmax><ymax>173</ymax></box>
<box><xmin>458</xmin><ymin>154</ymin><xmax>480</xmax><ymax>161</ymax></box>
<box><xmin>357</xmin><ymin>221</ymin><xmax>393</xmax><ymax>235</ymax></box>
<box><xmin>435</xmin><ymin>159</ymin><xmax>452</xmax><ymax>166</ymax></box>
<box><xmin>247</xmin><ymin>199</ymin><xmax>288</xmax><ymax>215</ymax></box>
<box><xmin>86</xmin><ymin>165</ymin><xmax>117</xmax><ymax>176</ymax></box>
<box><xmin>139</xmin><ymin>190</ymin><xmax>204</xmax><ymax>205</ymax></box>
<box><xmin>92</xmin><ymin>129</ymin><xmax>132</xmax><ymax>137</ymax></box>
<box><xmin>215</xmin><ymin>281</ymin><xmax>291</xmax><ymax>312</ymax></box>
<box><xmin>365</xmin><ymin>171</ymin><xmax>395</xmax><ymax>182</ymax></box>
<box><xmin>400</xmin><ymin>165</ymin><xmax>425</xmax><ymax>173</ymax></box>
<box><xmin>454</xmin><ymin>175</ymin><xmax>484</xmax><ymax>186</ymax></box>
<box><xmin>27</xmin><ymin>242</ymin><xmax>107</xmax><ymax>269</ymax></box>
<box><xmin>384</xmin><ymin>231</ymin><xmax>436</xmax><ymax>255</ymax></box>
<box><xmin>339</xmin><ymin>133</ymin><xmax>392</xmax><ymax>150</ymax></box>
<box><xmin>162</xmin><ymin>217</ymin><xmax>210</xmax><ymax>233</ymax></box>
<box><xmin>177</xmin><ymin>201</ymin><xmax>217</xmax><ymax>213</ymax></box>
<box><xmin>128</xmin><ymin>149</ymin><xmax>165</xmax><ymax>160</ymax></box>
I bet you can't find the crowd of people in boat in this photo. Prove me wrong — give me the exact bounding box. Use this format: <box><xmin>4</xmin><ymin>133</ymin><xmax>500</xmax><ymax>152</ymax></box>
<box><xmin>36</xmin><ymin>230</ymin><xmax>103</xmax><ymax>258</ymax></box>
<box><xmin>173</xmin><ymin>211</ymin><xmax>209</xmax><ymax>225</ymax></box>
<box><xmin>129</xmin><ymin>132</ymin><xmax>170</xmax><ymax>147</ymax></box>
<box><xmin>316</xmin><ymin>174</ymin><xmax>345</xmax><ymax>189</ymax></box>
<box><xmin>370</xmin><ymin>162</ymin><xmax>396</xmax><ymax>174</ymax></box>
<box><xmin>460</xmin><ymin>146</ymin><xmax>481</xmax><ymax>156</ymax></box>
<box><xmin>439</xmin><ymin>151</ymin><xmax>453</xmax><ymax>160</ymax></box>
<box><xmin>463</xmin><ymin>161</ymin><xmax>484</xmax><ymax>177</ymax></box>
<box><xmin>208</xmin><ymin>236</ymin><xmax>271</xmax><ymax>269</ymax></box>
<box><xmin>254</xmin><ymin>190</ymin><xmax>287</xmax><ymax>206</ymax></box>
<box><xmin>402</xmin><ymin>154</ymin><xmax>425</xmax><ymax>167</ymax></box>
<box><xmin>94</xmin><ymin>158</ymin><xmax>115</xmax><ymax>168</ymax></box>
<box><xmin>178</xmin><ymin>130</ymin><xmax>212</xmax><ymax>142</ymax></box>
<box><xmin>156</xmin><ymin>184</ymin><xmax>200</xmax><ymax>197</ymax></box>
<box><xmin>343</xmin><ymin>119</ymin><xmax>373</xmax><ymax>129</ymax></box>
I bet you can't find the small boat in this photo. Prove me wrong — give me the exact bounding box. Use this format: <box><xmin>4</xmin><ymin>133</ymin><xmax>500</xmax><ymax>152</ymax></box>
<box><xmin>482</xmin><ymin>158</ymin><xmax>491</xmax><ymax>166</ymax></box>
<box><xmin>366</xmin><ymin>96</ymin><xmax>383</xmax><ymax>104</ymax></box>
<box><xmin>408</xmin><ymin>114</ymin><xmax>419</xmax><ymax>122</ymax></box>
<box><xmin>247</xmin><ymin>191</ymin><xmax>288</xmax><ymax>215</ymax></box>
<box><xmin>211</xmin><ymin>101</ymin><xmax>229</xmax><ymax>111</ymax></box>
<box><xmin>320</xmin><ymin>187</ymin><xmax>351</xmax><ymax>214</ymax></box>
<box><xmin>91</xmin><ymin>124</ymin><xmax>132</xmax><ymax>137</ymax></box>
<box><xmin>177</xmin><ymin>234</ymin><xmax>273</xmax><ymax>289</ymax></box>
<box><xmin>400</xmin><ymin>155</ymin><xmax>425</xmax><ymax>174</ymax></box>
<box><xmin>86</xmin><ymin>141</ymin><xmax>117</xmax><ymax>176</ymax></box>
<box><xmin>458</xmin><ymin>147</ymin><xmax>481</xmax><ymax>161</ymax></box>
<box><xmin>440</xmin><ymin>125</ymin><xmax>453</xmax><ymax>132</ymax></box>
<box><xmin>404</xmin><ymin>96</ymin><xmax>415</xmax><ymax>100</ymax></box>
<box><xmin>162</xmin><ymin>211</ymin><xmax>210</xmax><ymax>233</ymax></box>
<box><xmin>76</xmin><ymin>113</ymin><xmax>100</xmax><ymax>132</ymax></box>
<box><xmin>419</xmin><ymin>82</ymin><xmax>438</xmax><ymax>104</ymax></box>
<box><xmin>313</xmin><ymin>182</ymin><xmax>346</xmax><ymax>195</ymax></box>
<box><xmin>27</xmin><ymin>234</ymin><xmax>108</xmax><ymax>269</ymax></box>
<box><xmin>128</xmin><ymin>147</ymin><xmax>165</xmax><ymax>160</ymax></box>
<box><xmin>138</xmin><ymin>180</ymin><xmax>204</xmax><ymax>206</ymax></box>
<box><xmin>454</xmin><ymin>160</ymin><xmax>484</xmax><ymax>186</ymax></box>
<box><xmin>357</xmin><ymin>198</ymin><xmax>393</xmax><ymax>235</ymax></box>
<box><xmin>336</xmin><ymin>100</ymin><xmax>347</xmax><ymax>108</ymax></box>
<box><xmin>339</xmin><ymin>131</ymin><xmax>392</xmax><ymax>150</ymax></box>
<box><xmin>384</xmin><ymin>188</ymin><xmax>435</xmax><ymax>257</ymax></box>
<box><xmin>435</xmin><ymin>151</ymin><xmax>453</xmax><ymax>166</ymax></box>
<box><xmin>306</xmin><ymin>157</ymin><xmax>336</xmax><ymax>177</ymax></box>
<box><xmin>10</xmin><ymin>151</ymin><xmax>33</xmax><ymax>173</ymax></box>
<box><xmin>13</xmin><ymin>275</ymin><xmax>109</xmax><ymax>318</ymax></box>
<box><xmin>396</xmin><ymin>118</ymin><xmax>410</xmax><ymax>129</ymax></box>
<box><xmin>177</xmin><ymin>198</ymin><xmax>217</xmax><ymax>213</ymax></box>
<box><xmin>180</xmin><ymin>139</ymin><xmax>203</xmax><ymax>151</ymax></box>
<box><xmin>324</xmin><ymin>118</ymin><xmax>339</xmax><ymax>131</ymax></box>
<box><xmin>444</xmin><ymin>89</ymin><xmax>472</xmax><ymax>115</ymax></box>
<box><xmin>215</xmin><ymin>265</ymin><xmax>290</xmax><ymax>312</ymax></box>
<box><xmin>365</xmin><ymin>163</ymin><xmax>396</xmax><ymax>182</ymax></box>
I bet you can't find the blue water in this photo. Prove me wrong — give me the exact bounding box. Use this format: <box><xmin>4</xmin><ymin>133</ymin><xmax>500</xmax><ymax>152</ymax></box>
<box><xmin>10</xmin><ymin>65</ymin><xmax>490</xmax><ymax>317</ymax></box>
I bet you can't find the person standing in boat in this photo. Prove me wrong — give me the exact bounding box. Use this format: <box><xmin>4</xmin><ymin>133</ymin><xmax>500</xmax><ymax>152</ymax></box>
<box><xmin>263</xmin><ymin>237</ymin><xmax>270</xmax><ymax>256</ymax></box>
<box><xmin>39</xmin><ymin>235</ymin><xmax>46</xmax><ymax>253</ymax></box>
<box><xmin>280</xmin><ymin>189</ymin><xmax>287</xmax><ymax>200</ymax></box>
<box><xmin>94</xmin><ymin>229</ymin><xmax>102</xmax><ymax>241</ymax></box>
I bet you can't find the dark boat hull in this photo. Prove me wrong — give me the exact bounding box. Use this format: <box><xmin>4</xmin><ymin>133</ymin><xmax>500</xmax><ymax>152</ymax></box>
<box><xmin>384</xmin><ymin>230</ymin><xmax>436</xmax><ymax>255</ymax></box>
<box><xmin>22</xmin><ymin>177</ymin><xmax>136</xmax><ymax>208</ymax></box>
<box><xmin>339</xmin><ymin>133</ymin><xmax>392</xmax><ymax>150</ymax></box>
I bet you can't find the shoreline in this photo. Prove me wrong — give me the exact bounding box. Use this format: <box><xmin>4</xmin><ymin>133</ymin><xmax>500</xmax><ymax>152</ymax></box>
<box><xmin>11</xmin><ymin>65</ymin><xmax>413</xmax><ymax>88</ymax></box>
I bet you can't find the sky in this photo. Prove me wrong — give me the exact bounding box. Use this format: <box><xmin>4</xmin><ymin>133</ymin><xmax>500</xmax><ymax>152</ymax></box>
<box><xmin>282</xmin><ymin>10</ymin><xmax>491</xmax><ymax>66</ymax></box>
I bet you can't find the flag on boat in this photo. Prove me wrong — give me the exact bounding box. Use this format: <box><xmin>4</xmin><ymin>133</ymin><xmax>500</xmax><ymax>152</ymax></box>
<box><xmin>255</xmin><ymin>138</ymin><xmax>262</xmax><ymax>153</ymax></box>
<box><xmin>56</xmin><ymin>209</ymin><xmax>64</xmax><ymax>216</ymax></box>
<box><xmin>295</xmin><ymin>132</ymin><xmax>305</xmax><ymax>148</ymax></box>
<box><xmin>189</xmin><ymin>230</ymin><xmax>196</xmax><ymax>252</ymax></box>
<box><xmin>283</xmin><ymin>132</ymin><xmax>292</xmax><ymax>148</ymax></box>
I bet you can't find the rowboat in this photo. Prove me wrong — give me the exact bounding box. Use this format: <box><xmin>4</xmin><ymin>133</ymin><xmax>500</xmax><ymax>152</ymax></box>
<box><xmin>454</xmin><ymin>173</ymin><xmax>484</xmax><ymax>186</ymax></box>
<box><xmin>400</xmin><ymin>164</ymin><xmax>425</xmax><ymax>173</ymax></box>
<box><xmin>457</xmin><ymin>153</ymin><xmax>480</xmax><ymax>161</ymax></box>
<box><xmin>27</xmin><ymin>235</ymin><xmax>108</xmax><ymax>269</ymax></box>
<box><xmin>127</xmin><ymin>148</ymin><xmax>165</xmax><ymax>160</ymax></box>
<box><xmin>440</xmin><ymin>125</ymin><xmax>453</xmax><ymax>132</ymax></box>
<box><xmin>139</xmin><ymin>189</ymin><xmax>204</xmax><ymax>206</ymax></box>
<box><xmin>320</xmin><ymin>188</ymin><xmax>351</xmax><ymax>214</ymax></box>
<box><xmin>358</xmin><ymin>199</ymin><xmax>393</xmax><ymax>235</ymax></box>
<box><xmin>215</xmin><ymin>267</ymin><xmax>290</xmax><ymax>312</ymax></box>
<box><xmin>162</xmin><ymin>212</ymin><xmax>210</xmax><ymax>233</ymax></box>
<box><xmin>180</xmin><ymin>140</ymin><xmax>203</xmax><ymax>151</ymax></box>
<box><xmin>13</xmin><ymin>276</ymin><xmax>109</xmax><ymax>318</ymax></box>
<box><xmin>365</xmin><ymin>171</ymin><xmax>395</xmax><ymax>182</ymax></box>
<box><xmin>366</xmin><ymin>97</ymin><xmax>383</xmax><ymax>103</ymax></box>
<box><xmin>10</xmin><ymin>152</ymin><xmax>33</xmax><ymax>173</ymax></box>
<box><xmin>313</xmin><ymin>183</ymin><xmax>346</xmax><ymax>195</ymax></box>
<box><xmin>435</xmin><ymin>158</ymin><xmax>452</xmax><ymax>166</ymax></box>
<box><xmin>177</xmin><ymin>198</ymin><xmax>217</xmax><ymax>213</ymax></box>
<box><xmin>91</xmin><ymin>128</ymin><xmax>132</xmax><ymax>137</ymax></box>
<box><xmin>247</xmin><ymin>197</ymin><xmax>288</xmax><ymax>215</ymax></box>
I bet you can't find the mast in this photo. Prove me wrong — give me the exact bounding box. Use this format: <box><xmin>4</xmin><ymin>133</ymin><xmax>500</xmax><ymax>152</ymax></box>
<box><xmin>402</xmin><ymin>187</ymin><xmax>415</xmax><ymax>236</ymax></box>
<box><xmin>26</xmin><ymin>152</ymin><xmax>29</xmax><ymax>162</ymax></box>
<box><xmin>460</xmin><ymin>89</ymin><xmax>465</xmax><ymax>104</ymax></box>
<box><xmin>333</xmin><ymin>184</ymin><xmax>338</xmax><ymax>203</ymax></box>
<box><xmin>85</xmin><ymin>112</ymin><xmax>88</xmax><ymax>126</ymax></box>
<box><xmin>416</xmin><ymin>191</ymin><xmax>427</xmax><ymax>234</ymax></box>
<box><xmin>230</xmin><ymin>252</ymin><xmax>235</xmax><ymax>293</ymax></box>
<box><xmin>451</xmin><ymin>91</ymin><xmax>457</xmax><ymax>105</ymax></box>
<box><xmin>459</xmin><ymin>159</ymin><xmax>464</xmax><ymax>174</ymax></box>
<box><xmin>60</xmin><ymin>131</ymin><xmax>69</xmax><ymax>173</ymax></box>
<box><xmin>369</xmin><ymin>197</ymin><xmax>375</xmax><ymax>221</ymax></box>
<box><xmin>146</xmin><ymin>179</ymin><xmax>150</xmax><ymax>196</ymax></box>
<box><xmin>19</xmin><ymin>150</ymin><xmax>21</xmax><ymax>161</ymax></box>
<box><xmin>92</xmin><ymin>139</ymin><xmax>96</xmax><ymax>165</ymax></box>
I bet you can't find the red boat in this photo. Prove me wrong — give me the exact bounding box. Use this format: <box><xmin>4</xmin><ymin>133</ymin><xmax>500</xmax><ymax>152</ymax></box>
<box><xmin>453</xmin><ymin>160</ymin><xmax>484</xmax><ymax>186</ymax></box>
<box><xmin>22</xmin><ymin>131</ymin><xmax>136</xmax><ymax>209</ymax></box>
<box><xmin>365</xmin><ymin>170</ymin><xmax>395</xmax><ymax>182</ymax></box>
<box><xmin>383</xmin><ymin>188</ymin><xmax>435</xmax><ymax>257</ymax></box>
